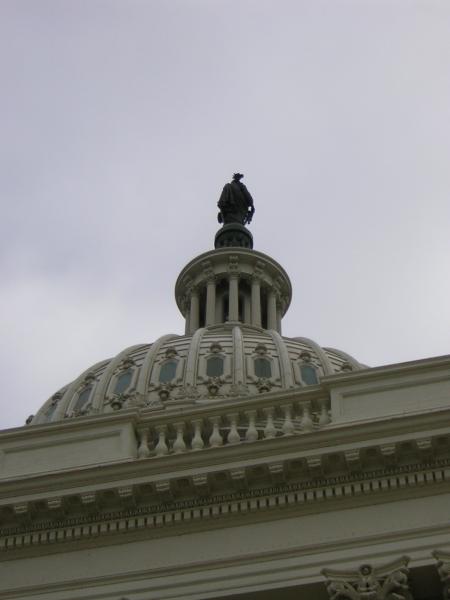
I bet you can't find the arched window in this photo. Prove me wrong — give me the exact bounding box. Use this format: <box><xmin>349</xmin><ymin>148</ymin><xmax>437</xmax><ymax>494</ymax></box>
<box><xmin>114</xmin><ymin>369</ymin><xmax>133</xmax><ymax>395</ymax></box>
<box><xmin>300</xmin><ymin>365</ymin><xmax>318</xmax><ymax>385</ymax></box>
<box><xmin>159</xmin><ymin>360</ymin><xmax>177</xmax><ymax>383</ymax></box>
<box><xmin>254</xmin><ymin>357</ymin><xmax>272</xmax><ymax>378</ymax></box>
<box><xmin>206</xmin><ymin>356</ymin><xmax>224</xmax><ymax>377</ymax></box>
<box><xmin>74</xmin><ymin>386</ymin><xmax>93</xmax><ymax>412</ymax></box>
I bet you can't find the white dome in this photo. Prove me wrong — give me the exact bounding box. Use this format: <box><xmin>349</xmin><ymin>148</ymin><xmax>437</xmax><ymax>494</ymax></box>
<box><xmin>30</xmin><ymin>211</ymin><xmax>367</xmax><ymax>426</ymax></box>
<box><xmin>32</xmin><ymin>324</ymin><xmax>364</xmax><ymax>425</ymax></box>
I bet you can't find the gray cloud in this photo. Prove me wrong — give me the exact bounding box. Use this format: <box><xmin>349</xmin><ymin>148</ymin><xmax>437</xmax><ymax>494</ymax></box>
<box><xmin>1</xmin><ymin>0</ymin><xmax>450</xmax><ymax>428</ymax></box>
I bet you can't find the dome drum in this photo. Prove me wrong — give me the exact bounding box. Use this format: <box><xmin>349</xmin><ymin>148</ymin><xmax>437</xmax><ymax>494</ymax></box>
<box><xmin>175</xmin><ymin>248</ymin><xmax>292</xmax><ymax>335</ymax></box>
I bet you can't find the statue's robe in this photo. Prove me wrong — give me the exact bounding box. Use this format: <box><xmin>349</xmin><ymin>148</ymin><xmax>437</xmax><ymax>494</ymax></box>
<box><xmin>218</xmin><ymin>181</ymin><xmax>254</xmax><ymax>225</ymax></box>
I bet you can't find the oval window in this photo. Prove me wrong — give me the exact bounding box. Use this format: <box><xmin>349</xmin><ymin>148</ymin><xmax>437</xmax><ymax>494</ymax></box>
<box><xmin>300</xmin><ymin>365</ymin><xmax>318</xmax><ymax>385</ymax></box>
<box><xmin>159</xmin><ymin>360</ymin><xmax>177</xmax><ymax>383</ymax></box>
<box><xmin>114</xmin><ymin>369</ymin><xmax>133</xmax><ymax>394</ymax></box>
<box><xmin>206</xmin><ymin>356</ymin><xmax>224</xmax><ymax>377</ymax></box>
<box><xmin>254</xmin><ymin>357</ymin><xmax>272</xmax><ymax>378</ymax></box>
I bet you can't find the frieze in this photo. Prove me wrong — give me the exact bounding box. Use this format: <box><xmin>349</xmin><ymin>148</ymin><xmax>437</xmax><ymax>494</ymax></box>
<box><xmin>1</xmin><ymin>460</ymin><xmax>450</xmax><ymax>547</ymax></box>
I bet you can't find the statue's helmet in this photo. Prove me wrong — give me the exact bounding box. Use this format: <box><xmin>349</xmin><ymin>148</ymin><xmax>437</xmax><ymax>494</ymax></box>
<box><xmin>232</xmin><ymin>173</ymin><xmax>244</xmax><ymax>181</ymax></box>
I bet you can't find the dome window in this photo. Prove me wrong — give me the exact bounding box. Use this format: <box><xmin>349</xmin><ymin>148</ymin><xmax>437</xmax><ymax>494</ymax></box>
<box><xmin>114</xmin><ymin>369</ymin><xmax>133</xmax><ymax>395</ymax></box>
<box><xmin>159</xmin><ymin>360</ymin><xmax>177</xmax><ymax>383</ymax></box>
<box><xmin>206</xmin><ymin>356</ymin><xmax>224</xmax><ymax>378</ymax></box>
<box><xmin>300</xmin><ymin>365</ymin><xmax>318</xmax><ymax>385</ymax></box>
<box><xmin>254</xmin><ymin>357</ymin><xmax>272</xmax><ymax>379</ymax></box>
<box><xmin>74</xmin><ymin>386</ymin><xmax>93</xmax><ymax>412</ymax></box>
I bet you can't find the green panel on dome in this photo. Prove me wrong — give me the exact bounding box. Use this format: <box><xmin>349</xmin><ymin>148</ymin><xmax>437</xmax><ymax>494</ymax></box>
<box><xmin>159</xmin><ymin>361</ymin><xmax>177</xmax><ymax>383</ymax></box>
<box><xmin>254</xmin><ymin>357</ymin><xmax>272</xmax><ymax>378</ymax></box>
<box><xmin>206</xmin><ymin>356</ymin><xmax>224</xmax><ymax>377</ymax></box>
<box><xmin>74</xmin><ymin>386</ymin><xmax>92</xmax><ymax>412</ymax></box>
<box><xmin>300</xmin><ymin>365</ymin><xmax>318</xmax><ymax>385</ymax></box>
<box><xmin>114</xmin><ymin>370</ymin><xmax>132</xmax><ymax>395</ymax></box>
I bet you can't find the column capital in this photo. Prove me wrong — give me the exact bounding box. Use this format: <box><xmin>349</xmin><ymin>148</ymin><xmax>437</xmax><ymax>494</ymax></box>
<box><xmin>187</xmin><ymin>284</ymin><xmax>200</xmax><ymax>297</ymax></box>
<box><xmin>433</xmin><ymin>550</ymin><xmax>450</xmax><ymax>600</ymax></box>
<box><xmin>322</xmin><ymin>557</ymin><xmax>411</xmax><ymax>600</ymax></box>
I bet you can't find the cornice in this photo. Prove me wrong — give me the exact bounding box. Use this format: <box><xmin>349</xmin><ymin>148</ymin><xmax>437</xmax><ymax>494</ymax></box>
<box><xmin>1</xmin><ymin>457</ymin><xmax>450</xmax><ymax>561</ymax></box>
<box><xmin>0</xmin><ymin>407</ymin><xmax>140</xmax><ymax>442</ymax></box>
<box><xmin>322</xmin><ymin>354</ymin><xmax>450</xmax><ymax>386</ymax></box>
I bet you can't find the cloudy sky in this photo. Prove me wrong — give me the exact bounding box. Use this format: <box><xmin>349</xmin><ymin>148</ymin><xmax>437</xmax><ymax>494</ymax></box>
<box><xmin>1</xmin><ymin>0</ymin><xmax>450</xmax><ymax>429</ymax></box>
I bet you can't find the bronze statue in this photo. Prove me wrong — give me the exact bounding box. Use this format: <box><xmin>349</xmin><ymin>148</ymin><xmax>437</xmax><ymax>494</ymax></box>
<box><xmin>217</xmin><ymin>173</ymin><xmax>255</xmax><ymax>226</ymax></box>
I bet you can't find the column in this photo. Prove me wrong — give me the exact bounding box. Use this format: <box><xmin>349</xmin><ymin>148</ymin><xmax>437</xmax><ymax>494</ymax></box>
<box><xmin>183</xmin><ymin>296</ymin><xmax>190</xmax><ymax>335</ymax></box>
<box><xmin>189</xmin><ymin>288</ymin><xmax>200</xmax><ymax>334</ymax></box>
<box><xmin>251</xmin><ymin>277</ymin><xmax>262</xmax><ymax>327</ymax></box>
<box><xmin>276</xmin><ymin>303</ymin><xmax>282</xmax><ymax>334</ymax></box>
<box><xmin>216</xmin><ymin>292</ymin><xmax>224</xmax><ymax>324</ymax></box>
<box><xmin>243</xmin><ymin>295</ymin><xmax>251</xmax><ymax>324</ymax></box>
<box><xmin>228</xmin><ymin>275</ymin><xmax>239</xmax><ymax>321</ymax></box>
<box><xmin>205</xmin><ymin>279</ymin><xmax>216</xmax><ymax>326</ymax></box>
<box><xmin>267</xmin><ymin>288</ymin><xmax>277</xmax><ymax>330</ymax></box>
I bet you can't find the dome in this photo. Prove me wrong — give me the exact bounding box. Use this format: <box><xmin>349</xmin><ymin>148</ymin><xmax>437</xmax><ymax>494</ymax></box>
<box><xmin>32</xmin><ymin>324</ymin><xmax>364</xmax><ymax>425</ymax></box>
<box><xmin>29</xmin><ymin>176</ymin><xmax>367</xmax><ymax>426</ymax></box>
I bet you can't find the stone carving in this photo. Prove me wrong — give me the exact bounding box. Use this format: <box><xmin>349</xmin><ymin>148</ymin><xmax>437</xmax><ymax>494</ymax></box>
<box><xmin>156</xmin><ymin>384</ymin><xmax>173</xmax><ymax>402</ymax></box>
<box><xmin>164</xmin><ymin>347</ymin><xmax>178</xmax><ymax>359</ymax></box>
<box><xmin>322</xmin><ymin>557</ymin><xmax>411</xmax><ymax>600</ymax></box>
<box><xmin>109</xmin><ymin>394</ymin><xmax>127</xmax><ymax>411</ymax></box>
<box><xmin>206</xmin><ymin>376</ymin><xmax>223</xmax><ymax>396</ymax></box>
<box><xmin>255</xmin><ymin>378</ymin><xmax>273</xmax><ymax>393</ymax></box>
<box><xmin>433</xmin><ymin>550</ymin><xmax>450</xmax><ymax>599</ymax></box>
<box><xmin>218</xmin><ymin>173</ymin><xmax>255</xmax><ymax>225</ymax></box>
<box><xmin>209</xmin><ymin>342</ymin><xmax>223</xmax><ymax>354</ymax></box>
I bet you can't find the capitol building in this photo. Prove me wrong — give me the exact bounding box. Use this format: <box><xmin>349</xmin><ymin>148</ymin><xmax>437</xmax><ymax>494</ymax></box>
<box><xmin>0</xmin><ymin>176</ymin><xmax>449</xmax><ymax>600</ymax></box>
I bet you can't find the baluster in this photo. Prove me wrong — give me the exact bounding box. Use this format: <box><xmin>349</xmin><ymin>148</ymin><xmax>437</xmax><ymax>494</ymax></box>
<box><xmin>281</xmin><ymin>404</ymin><xmax>295</xmax><ymax>436</ymax></box>
<box><xmin>191</xmin><ymin>419</ymin><xmax>204</xmax><ymax>451</ymax></box>
<box><xmin>209</xmin><ymin>416</ymin><xmax>223</xmax><ymax>447</ymax></box>
<box><xmin>172</xmin><ymin>422</ymin><xmax>187</xmax><ymax>454</ymax></box>
<box><xmin>263</xmin><ymin>407</ymin><xmax>277</xmax><ymax>439</ymax></box>
<box><xmin>300</xmin><ymin>404</ymin><xmax>314</xmax><ymax>431</ymax></box>
<box><xmin>227</xmin><ymin>413</ymin><xmax>241</xmax><ymax>445</ymax></box>
<box><xmin>137</xmin><ymin>427</ymin><xmax>150</xmax><ymax>459</ymax></box>
<box><xmin>154</xmin><ymin>426</ymin><xmax>169</xmax><ymax>456</ymax></box>
<box><xmin>245</xmin><ymin>410</ymin><xmax>258</xmax><ymax>442</ymax></box>
<box><xmin>318</xmin><ymin>400</ymin><xmax>330</xmax><ymax>426</ymax></box>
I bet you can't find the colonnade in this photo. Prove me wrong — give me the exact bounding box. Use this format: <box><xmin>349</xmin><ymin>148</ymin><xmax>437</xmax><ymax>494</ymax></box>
<box><xmin>185</xmin><ymin>275</ymin><xmax>283</xmax><ymax>334</ymax></box>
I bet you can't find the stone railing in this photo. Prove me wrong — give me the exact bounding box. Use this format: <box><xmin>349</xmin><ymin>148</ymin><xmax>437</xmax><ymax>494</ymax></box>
<box><xmin>135</xmin><ymin>392</ymin><xmax>331</xmax><ymax>458</ymax></box>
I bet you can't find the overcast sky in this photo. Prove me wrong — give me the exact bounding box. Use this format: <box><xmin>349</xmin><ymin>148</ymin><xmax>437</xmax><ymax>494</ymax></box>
<box><xmin>1</xmin><ymin>0</ymin><xmax>450</xmax><ymax>429</ymax></box>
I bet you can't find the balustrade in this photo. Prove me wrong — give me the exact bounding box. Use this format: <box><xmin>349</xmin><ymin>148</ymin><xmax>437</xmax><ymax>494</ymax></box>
<box><xmin>135</xmin><ymin>394</ymin><xmax>331</xmax><ymax>459</ymax></box>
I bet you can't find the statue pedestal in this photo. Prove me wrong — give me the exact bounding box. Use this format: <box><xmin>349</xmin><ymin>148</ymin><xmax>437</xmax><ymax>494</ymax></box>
<box><xmin>214</xmin><ymin>224</ymin><xmax>253</xmax><ymax>249</ymax></box>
